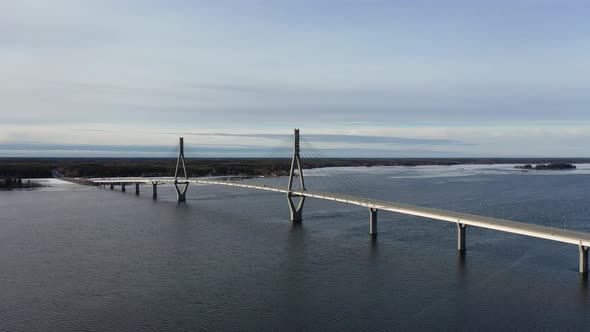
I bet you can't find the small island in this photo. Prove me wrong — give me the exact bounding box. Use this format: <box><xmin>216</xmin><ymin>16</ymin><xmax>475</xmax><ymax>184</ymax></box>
<box><xmin>0</xmin><ymin>177</ymin><xmax>43</xmax><ymax>190</ymax></box>
<box><xmin>515</xmin><ymin>163</ymin><xmax>576</xmax><ymax>170</ymax></box>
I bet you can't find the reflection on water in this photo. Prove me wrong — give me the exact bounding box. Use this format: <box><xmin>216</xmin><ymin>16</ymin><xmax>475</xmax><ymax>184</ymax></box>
<box><xmin>1</xmin><ymin>169</ymin><xmax>590</xmax><ymax>330</ymax></box>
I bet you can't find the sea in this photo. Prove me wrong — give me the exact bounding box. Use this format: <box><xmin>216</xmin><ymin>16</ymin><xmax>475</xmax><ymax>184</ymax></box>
<box><xmin>1</xmin><ymin>164</ymin><xmax>590</xmax><ymax>331</ymax></box>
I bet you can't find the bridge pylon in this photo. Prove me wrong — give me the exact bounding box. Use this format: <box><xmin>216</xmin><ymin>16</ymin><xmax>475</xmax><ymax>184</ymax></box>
<box><xmin>457</xmin><ymin>223</ymin><xmax>467</xmax><ymax>251</ymax></box>
<box><xmin>580</xmin><ymin>245</ymin><xmax>589</xmax><ymax>274</ymax></box>
<box><xmin>369</xmin><ymin>208</ymin><xmax>378</xmax><ymax>235</ymax></box>
<box><xmin>152</xmin><ymin>181</ymin><xmax>159</xmax><ymax>199</ymax></box>
<box><xmin>287</xmin><ymin>129</ymin><xmax>305</xmax><ymax>222</ymax></box>
<box><xmin>174</xmin><ymin>137</ymin><xmax>189</xmax><ymax>202</ymax></box>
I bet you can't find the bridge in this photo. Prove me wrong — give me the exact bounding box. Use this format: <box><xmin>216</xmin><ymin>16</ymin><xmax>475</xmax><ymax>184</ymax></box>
<box><xmin>91</xmin><ymin>129</ymin><xmax>590</xmax><ymax>274</ymax></box>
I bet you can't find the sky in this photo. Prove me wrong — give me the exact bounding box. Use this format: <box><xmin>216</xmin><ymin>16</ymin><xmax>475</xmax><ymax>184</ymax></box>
<box><xmin>1</xmin><ymin>0</ymin><xmax>590</xmax><ymax>157</ymax></box>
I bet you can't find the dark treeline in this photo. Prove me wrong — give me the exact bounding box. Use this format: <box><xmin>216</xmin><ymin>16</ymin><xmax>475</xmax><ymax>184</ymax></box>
<box><xmin>0</xmin><ymin>177</ymin><xmax>42</xmax><ymax>189</ymax></box>
<box><xmin>0</xmin><ymin>158</ymin><xmax>295</xmax><ymax>178</ymax></box>
<box><xmin>0</xmin><ymin>160</ymin><xmax>53</xmax><ymax>178</ymax></box>
<box><xmin>1</xmin><ymin>158</ymin><xmax>589</xmax><ymax>179</ymax></box>
<box><xmin>515</xmin><ymin>163</ymin><xmax>577</xmax><ymax>170</ymax></box>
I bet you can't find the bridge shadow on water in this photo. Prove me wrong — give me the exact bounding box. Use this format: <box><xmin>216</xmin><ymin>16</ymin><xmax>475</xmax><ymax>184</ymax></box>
<box><xmin>368</xmin><ymin>235</ymin><xmax>379</xmax><ymax>262</ymax></box>
<box><xmin>456</xmin><ymin>250</ymin><xmax>469</xmax><ymax>289</ymax></box>
<box><xmin>580</xmin><ymin>273</ymin><xmax>588</xmax><ymax>289</ymax></box>
<box><xmin>580</xmin><ymin>272</ymin><xmax>589</xmax><ymax>290</ymax></box>
<box><xmin>577</xmin><ymin>273</ymin><xmax>589</xmax><ymax>313</ymax></box>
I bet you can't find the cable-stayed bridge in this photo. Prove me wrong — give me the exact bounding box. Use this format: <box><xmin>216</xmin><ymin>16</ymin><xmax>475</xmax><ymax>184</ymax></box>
<box><xmin>90</xmin><ymin>129</ymin><xmax>590</xmax><ymax>274</ymax></box>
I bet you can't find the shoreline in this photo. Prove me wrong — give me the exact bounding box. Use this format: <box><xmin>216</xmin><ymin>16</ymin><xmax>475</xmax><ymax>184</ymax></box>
<box><xmin>2</xmin><ymin>158</ymin><xmax>589</xmax><ymax>180</ymax></box>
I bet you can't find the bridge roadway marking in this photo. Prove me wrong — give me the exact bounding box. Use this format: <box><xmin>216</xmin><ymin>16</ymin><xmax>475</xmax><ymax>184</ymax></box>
<box><xmin>92</xmin><ymin>177</ymin><xmax>590</xmax><ymax>247</ymax></box>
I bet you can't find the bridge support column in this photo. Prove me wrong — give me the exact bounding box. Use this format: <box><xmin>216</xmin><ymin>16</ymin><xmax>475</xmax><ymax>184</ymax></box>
<box><xmin>135</xmin><ymin>183</ymin><xmax>140</xmax><ymax>195</ymax></box>
<box><xmin>369</xmin><ymin>208</ymin><xmax>378</xmax><ymax>235</ymax></box>
<box><xmin>580</xmin><ymin>245</ymin><xmax>589</xmax><ymax>274</ymax></box>
<box><xmin>121</xmin><ymin>183</ymin><xmax>126</xmax><ymax>192</ymax></box>
<box><xmin>175</xmin><ymin>182</ymin><xmax>189</xmax><ymax>202</ymax></box>
<box><xmin>173</xmin><ymin>137</ymin><xmax>189</xmax><ymax>202</ymax></box>
<box><xmin>110</xmin><ymin>183</ymin><xmax>114</xmax><ymax>190</ymax></box>
<box><xmin>287</xmin><ymin>195</ymin><xmax>305</xmax><ymax>223</ymax></box>
<box><xmin>152</xmin><ymin>182</ymin><xmax>158</xmax><ymax>199</ymax></box>
<box><xmin>287</xmin><ymin>129</ymin><xmax>306</xmax><ymax>223</ymax></box>
<box><xmin>457</xmin><ymin>223</ymin><xmax>467</xmax><ymax>251</ymax></box>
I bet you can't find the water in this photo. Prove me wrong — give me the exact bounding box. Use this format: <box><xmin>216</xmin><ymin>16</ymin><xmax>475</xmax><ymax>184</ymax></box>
<box><xmin>1</xmin><ymin>167</ymin><xmax>590</xmax><ymax>331</ymax></box>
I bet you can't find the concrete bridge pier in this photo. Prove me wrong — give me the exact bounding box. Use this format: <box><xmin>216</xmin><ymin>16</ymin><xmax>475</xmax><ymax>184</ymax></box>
<box><xmin>173</xmin><ymin>137</ymin><xmax>189</xmax><ymax>202</ymax></box>
<box><xmin>580</xmin><ymin>245</ymin><xmax>589</xmax><ymax>274</ymax></box>
<box><xmin>286</xmin><ymin>129</ymin><xmax>306</xmax><ymax>223</ymax></box>
<box><xmin>110</xmin><ymin>183</ymin><xmax>114</xmax><ymax>190</ymax></box>
<box><xmin>287</xmin><ymin>195</ymin><xmax>305</xmax><ymax>223</ymax></box>
<box><xmin>121</xmin><ymin>183</ymin><xmax>126</xmax><ymax>192</ymax></box>
<box><xmin>135</xmin><ymin>183</ymin><xmax>140</xmax><ymax>195</ymax></box>
<box><xmin>152</xmin><ymin>182</ymin><xmax>158</xmax><ymax>199</ymax></box>
<box><xmin>369</xmin><ymin>208</ymin><xmax>378</xmax><ymax>235</ymax></box>
<box><xmin>457</xmin><ymin>223</ymin><xmax>467</xmax><ymax>251</ymax></box>
<box><xmin>174</xmin><ymin>182</ymin><xmax>189</xmax><ymax>202</ymax></box>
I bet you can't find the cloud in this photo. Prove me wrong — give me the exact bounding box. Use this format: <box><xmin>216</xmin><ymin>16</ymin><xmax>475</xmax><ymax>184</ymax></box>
<box><xmin>0</xmin><ymin>143</ymin><xmax>471</xmax><ymax>158</ymax></box>
<box><xmin>0</xmin><ymin>143</ymin><xmax>276</xmax><ymax>158</ymax></box>
<box><xmin>183</xmin><ymin>133</ymin><xmax>466</xmax><ymax>146</ymax></box>
<box><xmin>0</xmin><ymin>143</ymin><xmax>172</xmax><ymax>153</ymax></box>
<box><xmin>1</xmin><ymin>1</ymin><xmax>590</xmax><ymax>157</ymax></box>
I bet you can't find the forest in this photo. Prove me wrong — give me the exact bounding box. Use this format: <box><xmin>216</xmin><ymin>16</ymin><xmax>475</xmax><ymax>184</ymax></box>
<box><xmin>1</xmin><ymin>158</ymin><xmax>588</xmax><ymax>180</ymax></box>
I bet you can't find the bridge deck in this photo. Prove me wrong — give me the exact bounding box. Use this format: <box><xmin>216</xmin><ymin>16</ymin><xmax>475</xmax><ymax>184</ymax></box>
<box><xmin>92</xmin><ymin>177</ymin><xmax>590</xmax><ymax>247</ymax></box>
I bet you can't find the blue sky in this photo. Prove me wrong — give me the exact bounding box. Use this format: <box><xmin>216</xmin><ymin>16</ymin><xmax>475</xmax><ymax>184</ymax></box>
<box><xmin>1</xmin><ymin>0</ymin><xmax>590</xmax><ymax>157</ymax></box>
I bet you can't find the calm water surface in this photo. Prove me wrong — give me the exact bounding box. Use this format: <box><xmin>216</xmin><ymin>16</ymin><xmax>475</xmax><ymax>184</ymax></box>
<box><xmin>1</xmin><ymin>165</ymin><xmax>590</xmax><ymax>331</ymax></box>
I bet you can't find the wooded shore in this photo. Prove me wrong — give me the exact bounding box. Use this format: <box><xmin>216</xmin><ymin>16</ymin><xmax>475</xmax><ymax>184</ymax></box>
<box><xmin>1</xmin><ymin>157</ymin><xmax>588</xmax><ymax>179</ymax></box>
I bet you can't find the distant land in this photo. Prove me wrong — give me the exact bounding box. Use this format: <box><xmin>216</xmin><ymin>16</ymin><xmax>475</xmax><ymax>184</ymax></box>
<box><xmin>515</xmin><ymin>163</ymin><xmax>577</xmax><ymax>170</ymax></box>
<box><xmin>1</xmin><ymin>158</ymin><xmax>589</xmax><ymax>179</ymax></box>
<box><xmin>0</xmin><ymin>176</ymin><xmax>43</xmax><ymax>189</ymax></box>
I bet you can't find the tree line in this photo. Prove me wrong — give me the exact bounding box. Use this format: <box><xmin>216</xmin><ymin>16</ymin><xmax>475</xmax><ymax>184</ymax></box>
<box><xmin>1</xmin><ymin>158</ymin><xmax>588</xmax><ymax>179</ymax></box>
